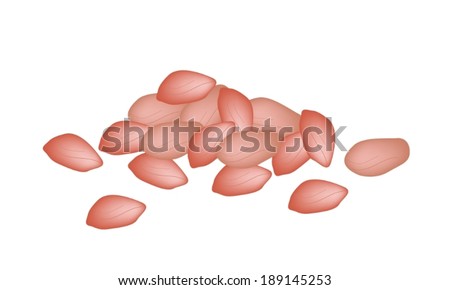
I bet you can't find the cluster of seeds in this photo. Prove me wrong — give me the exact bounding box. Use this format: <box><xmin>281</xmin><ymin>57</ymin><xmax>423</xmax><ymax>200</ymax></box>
<box><xmin>43</xmin><ymin>70</ymin><xmax>410</xmax><ymax>230</ymax></box>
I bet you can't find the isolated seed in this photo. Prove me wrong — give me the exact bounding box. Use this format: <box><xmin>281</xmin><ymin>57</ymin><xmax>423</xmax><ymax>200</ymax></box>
<box><xmin>345</xmin><ymin>138</ymin><xmax>410</xmax><ymax>176</ymax></box>
<box><xmin>272</xmin><ymin>131</ymin><xmax>309</xmax><ymax>176</ymax></box>
<box><xmin>289</xmin><ymin>179</ymin><xmax>348</xmax><ymax>214</ymax></box>
<box><xmin>98</xmin><ymin>120</ymin><xmax>148</xmax><ymax>155</ymax></box>
<box><xmin>299</xmin><ymin>109</ymin><xmax>335</xmax><ymax>167</ymax></box>
<box><xmin>218</xmin><ymin>88</ymin><xmax>253</xmax><ymax>130</ymax></box>
<box><xmin>180</xmin><ymin>85</ymin><xmax>226</xmax><ymax>127</ymax></box>
<box><xmin>217</xmin><ymin>130</ymin><xmax>278</xmax><ymax>168</ymax></box>
<box><xmin>143</xmin><ymin>121</ymin><xmax>198</xmax><ymax>160</ymax></box>
<box><xmin>86</xmin><ymin>195</ymin><xmax>146</xmax><ymax>230</ymax></box>
<box><xmin>157</xmin><ymin>70</ymin><xmax>216</xmax><ymax>105</ymax></box>
<box><xmin>128</xmin><ymin>93</ymin><xmax>186</xmax><ymax>127</ymax></box>
<box><xmin>188</xmin><ymin>122</ymin><xmax>236</xmax><ymax>168</ymax></box>
<box><xmin>212</xmin><ymin>166</ymin><xmax>272</xmax><ymax>196</ymax></box>
<box><xmin>43</xmin><ymin>133</ymin><xmax>103</xmax><ymax>172</ymax></box>
<box><xmin>128</xmin><ymin>153</ymin><xmax>188</xmax><ymax>189</ymax></box>
<box><xmin>251</xmin><ymin>97</ymin><xmax>300</xmax><ymax>139</ymax></box>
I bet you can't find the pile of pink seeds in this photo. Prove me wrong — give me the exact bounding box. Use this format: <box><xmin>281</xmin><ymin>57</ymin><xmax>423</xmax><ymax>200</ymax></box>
<box><xmin>43</xmin><ymin>70</ymin><xmax>410</xmax><ymax>230</ymax></box>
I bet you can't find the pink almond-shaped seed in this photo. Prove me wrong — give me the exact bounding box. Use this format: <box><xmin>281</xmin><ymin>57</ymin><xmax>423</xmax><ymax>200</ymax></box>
<box><xmin>251</xmin><ymin>97</ymin><xmax>300</xmax><ymax>140</ymax></box>
<box><xmin>86</xmin><ymin>195</ymin><xmax>146</xmax><ymax>230</ymax></box>
<box><xmin>188</xmin><ymin>122</ymin><xmax>236</xmax><ymax>168</ymax></box>
<box><xmin>272</xmin><ymin>131</ymin><xmax>310</xmax><ymax>176</ymax></box>
<box><xmin>218</xmin><ymin>88</ymin><xmax>253</xmax><ymax>130</ymax></box>
<box><xmin>212</xmin><ymin>166</ymin><xmax>272</xmax><ymax>196</ymax></box>
<box><xmin>43</xmin><ymin>133</ymin><xmax>103</xmax><ymax>172</ymax></box>
<box><xmin>345</xmin><ymin>138</ymin><xmax>410</xmax><ymax>176</ymax></box>
<box><xmin>180</xmin><ymin>85</ymin><xmax>226</xmax><ymax>127</ymax></box>
<box><xmin>289</xmin><ymin>179</ymin><xmax>348</xmax><ymax>214</ymax></box>
<box><xmin>299</xmin><ymin>109</ymin><xmax>335</xmax><ymax>167</ymax></box>
<box><xmin>128</xmin><ymin>153</ymin><xmax>188</xmax><ymax>189</ymax></box>
<box><xmin>143</xmin><ymin>121</ymin><xmax>200</xmax><ymax>160</ymax></box>
<box><xmin>217</xmin><ymin>130</ymin><xmax>278</xmax><ymax>168</ymax></box>
<box><xmin>128</xmin><ymin>93</ymin><xmax>186</xmax><ymax>126</ymax></box>
<box><xmin>99</xmin><ymin>120</ymin><xmax>148</xmax><ymax>155</ymax></box>
<box><xmin>157</xmin><ymin>70</ymin><xmax>216</xmax><ymax>105</ymax></box>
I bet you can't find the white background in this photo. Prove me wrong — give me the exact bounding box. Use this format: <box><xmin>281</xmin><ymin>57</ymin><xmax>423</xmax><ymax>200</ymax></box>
<box><xmin>1</xmin><ymin>1</ymin><xmax>449</xmax><ymax>289</ymax></box>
